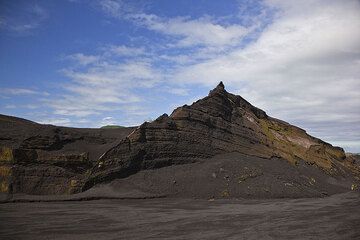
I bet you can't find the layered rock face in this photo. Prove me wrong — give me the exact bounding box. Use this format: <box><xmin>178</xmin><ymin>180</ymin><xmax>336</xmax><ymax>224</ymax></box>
<box><xmin>84</xmin><ymin>82</ymin><xmax>359</xmax><ymax>190</ymax></box>
<box><xmin>0</xmin><ymin>115</ymin><xmax>134</xmax><ymax>195</ymax></box>
<box><xmin>1</xmin><ymin>83</ymin><xmax>358</xmax><ymax>197</ymax></box>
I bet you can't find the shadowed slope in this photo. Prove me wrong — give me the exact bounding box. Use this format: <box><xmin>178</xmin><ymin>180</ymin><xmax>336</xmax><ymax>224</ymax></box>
<box><xmin>0</xmin><ymin>115</ymin><xmax>135</xmax><ymax>195</ymax></box>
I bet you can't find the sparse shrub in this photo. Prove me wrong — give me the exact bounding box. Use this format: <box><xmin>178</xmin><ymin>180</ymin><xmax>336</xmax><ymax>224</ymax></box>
<box><xmin>309</xmin><ymin>177</ymin><xmax>316</xmax><ymax>185</ymax></box>
<box><xmin>221</xmin><ymin>189</ymin><xmax>230</xmax><ymax>197</ymax></box>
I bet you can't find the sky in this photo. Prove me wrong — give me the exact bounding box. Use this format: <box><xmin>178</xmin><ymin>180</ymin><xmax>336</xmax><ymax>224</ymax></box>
<box><xmin>0</xmin><ymin>0</ymin><xmax>359</xmax><ymax>152</ymax></box>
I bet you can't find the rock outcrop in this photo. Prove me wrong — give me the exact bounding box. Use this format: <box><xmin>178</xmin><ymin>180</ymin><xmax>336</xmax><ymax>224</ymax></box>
<box><xmin>1</xmin><ymin>82</ymin><xmax>359</xmax><ymax>198</ymax></box>
<box><xmin>0</xmin><ymin>115</ymin><xmax>135</xmax><ymax>195</ymax></box>
<box><xmin>83</xmin><ymin>82</ymin><xmax>359</xmax><ymax>192</ymax></box>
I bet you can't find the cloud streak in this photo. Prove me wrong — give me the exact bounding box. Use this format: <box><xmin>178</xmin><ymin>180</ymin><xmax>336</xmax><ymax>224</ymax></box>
<box><xmin>0</xmin><ymin>88</ymin><xmax>47</xmax><ymax>96</ymax></box>
<box><xmin>46</xmin><ymin>56</ymin><xmax>163</xmax><ymax>121</ymax></box>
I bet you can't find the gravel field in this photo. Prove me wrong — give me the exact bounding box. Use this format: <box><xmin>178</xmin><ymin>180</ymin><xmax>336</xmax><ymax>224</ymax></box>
<box><xmin>1</xmin><ymin>192</ymin><xmax>359</xmax><ymax>240</ymax></box>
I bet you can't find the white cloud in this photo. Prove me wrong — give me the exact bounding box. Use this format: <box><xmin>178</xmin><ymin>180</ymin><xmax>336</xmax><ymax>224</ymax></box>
<box><xmin>37</xmin><ymin>118</ymin><xmax>72</xmax><ymax>126</ymax></box>
<box><xmin>0</xmin><ymin>88</ymin><xmax>42</xmax><ymax>95</ymax></box>
<box><xmin>24</xmin><ymin>104</ymin><xmax>39</xmax><ymax>109</ymax></box>
<box><xmin>99</xmin><ymin>0</ymin><xmax>130</xmax><ymax>17</ymax></box>
<box><xmin>99</xmin><ymin>0</ymin><xmax>256</xmax><ymax>48</ymax></box>
<box><xmin>165</xmin><ymin>87</ymin><xmax>189</xmax><ymax>96</ymax></box>
<box><xmin>132</xmin><ymin>14</ymin><xmax>250</xmax><ymax>47</ymax></box>
<box><xmin>47</xmin><ymin>58</ymin><xmax>162</xmax><ymax>118</ymax></box>
<box><xmin>4</xmin><ymin>104</ymin><xmax>16</xmax><ymax>109</ymax></box>
<box><xmin>107</xmin><ymin>45</ymin><xmax>146</xmax><ymax>56</ymax></box>
<box><xmin>100</xmin><ymin>116</ymin><xmax>116</xmax><ymax>126</ymax></box>
<box><xmin>67</xmin><ymin>53</ymin><xmax>100</xmax><ymax>66</ymax></box>
<box><xmin>63</xmin><ymin>60</ymin><xmax>162</xmax><ymax>88</ymax></box>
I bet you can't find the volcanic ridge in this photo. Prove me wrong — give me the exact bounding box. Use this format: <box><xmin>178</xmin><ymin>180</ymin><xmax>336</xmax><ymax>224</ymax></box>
<box><xmin>1</xmin><ymin>82</ymin><xmax>359</xmax><ymax>201</ymax></box>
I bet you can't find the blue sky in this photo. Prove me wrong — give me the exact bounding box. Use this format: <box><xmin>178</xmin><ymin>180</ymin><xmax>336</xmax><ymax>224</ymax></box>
<box><xmin>0</xmin><ymin>0</ymin><xmax>359</xmax><ymax>152</ymax></box>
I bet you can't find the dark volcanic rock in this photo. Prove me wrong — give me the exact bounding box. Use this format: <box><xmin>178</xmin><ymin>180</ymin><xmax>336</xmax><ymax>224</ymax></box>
<box><xmin>83</xmin><ymin>83</ymin><xmax>360</xmax><ymax>194</ymax></box>
<box><xmin>1</xmin><ymin>82</ymin><xmax>359</xmax><ymax>198</ymax></box>
<box><xmin>106</xmin><ymin>152</ymin><xmax>355</xmax><ymax>199</ymax></box>
<box><xmin>0</xmin><ymin>115</ymin><xmax>135</xmax><ymax>195</ymax></box>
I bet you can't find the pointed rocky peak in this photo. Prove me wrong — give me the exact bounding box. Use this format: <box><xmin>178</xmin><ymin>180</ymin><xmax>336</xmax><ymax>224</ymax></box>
<box><xmin>216</xmin><ymin>81</ymin><xmax>225</xmax><ymax>90</ymax></box>
<box><xmin>214</xmin><ymin>81</ymin><xmax>225</xmax><ymax>91</ymax></box>
<box><xmin>199</xmin><ymin>81</ymin><xmax>268</xmax><ymax>119</ymax></box>
<box><xmin>209</xmin><ymin>81</ymin><xmax>227</xmax><ymax>97</ymax></box>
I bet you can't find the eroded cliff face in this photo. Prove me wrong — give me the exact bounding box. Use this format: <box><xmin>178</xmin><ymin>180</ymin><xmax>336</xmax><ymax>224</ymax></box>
<box><xmin>0</xmin><ymin>115</ymin><xmax>135</xmax><ymax>195</ymax></box>
<box><xmin>84</xmin><ymin>82</ymin><xmax>359</xmax><ymax>191</ymax></box>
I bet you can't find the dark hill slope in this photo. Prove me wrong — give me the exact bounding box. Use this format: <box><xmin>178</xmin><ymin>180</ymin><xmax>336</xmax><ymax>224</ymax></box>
<box><xmin>1</xmin><ymin>82</ymin><xmax>359</xmax><ymax>199</ymax></box>
<box><xmin>103</xmin><ymin>152</ymin><xmax>354</xmax><ymax>199</ymax></box>
<box><xmin>82</xmin><ymin>82</ymin><xmax>359</xmax><ymax>196</ymax></box>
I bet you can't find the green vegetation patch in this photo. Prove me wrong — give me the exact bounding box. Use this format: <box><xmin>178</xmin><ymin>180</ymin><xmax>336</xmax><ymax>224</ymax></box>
<box><xmin>100</xmin><ymin>125</ymin><xmax>124</xmax><ymax>129</ymax></box>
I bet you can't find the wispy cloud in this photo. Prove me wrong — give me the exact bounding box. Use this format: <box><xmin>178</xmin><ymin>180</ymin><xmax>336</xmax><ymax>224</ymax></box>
<box><xmin>4</xmin><ymin>104</ymin><xmax>16</xmax><ymax>109</ymax></box>
<box><xmin>99</xmin><ymin>0</ymin><xmax>267</xmax><ymax>48</ymax></box>
<box><xmin>131</xmin><ymin>14</ymin><xmax>251</xmax><ymax>47</ymax></box>
<box><xmin>107</xmin><ymin>45</ymin><xmax>146</xmax><ymax>57</ymax></box>
<box><xmin>98</xmin><ymin>0</ymin><xmax>147</xmax><ymax>18</ymax></box>
<box><xmin>47</xmin><ymin>56</ymin><xmax>163</xmax><ymax>118</ymax></box>
<box><xmin>0</xmin><ymin>88</ymin><xmax>46</xmax><ymax>96</ymax></box>
<box><xmin>0</xmin><ymin>4</ymin><xmax>48</xmax><ymax>35</ymax></box>
<box><xmin>37</xmin><ymin>118</ymin><xmax>72</xmax><ymax>127</ymax></box>
<box><xmin>164</xmin><ymin>87</ymin><xmax>189</xmax><ymax>96</ymax></box>
<box><xmin>66</xmin><ymin>53</ymin><xmax>100</xmax><ymax>66</ymax></box>
<box><xmin>100</xmin><ymin>116</ymin><xmax>116</xmax><ymax>126</ymax></box>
